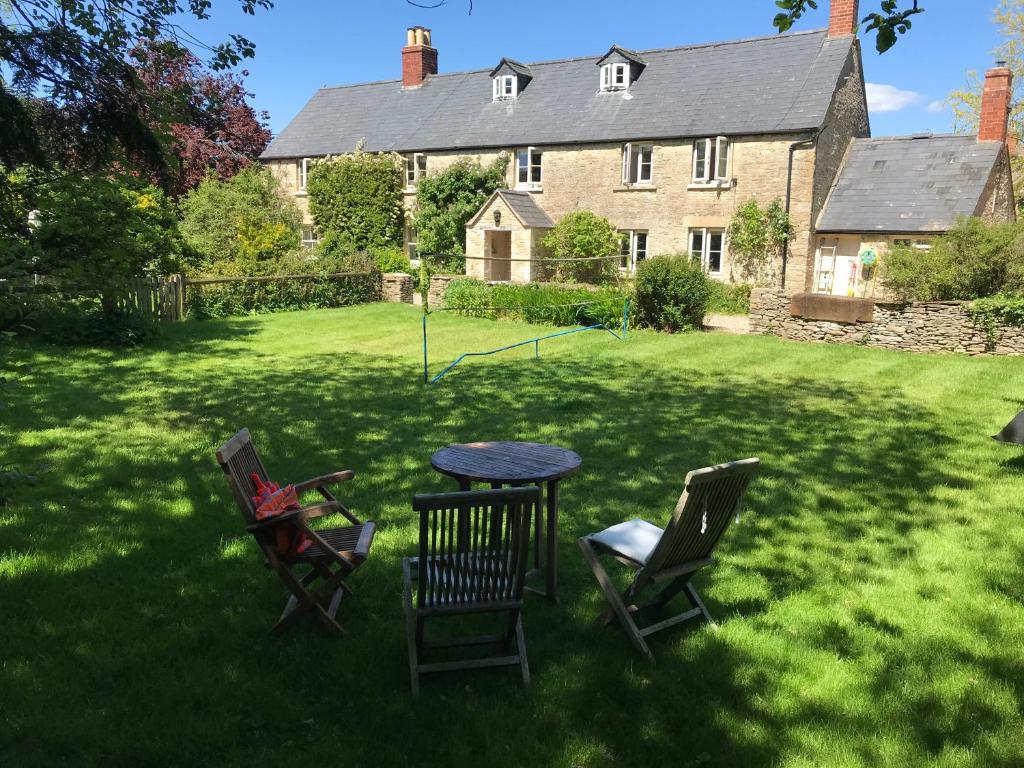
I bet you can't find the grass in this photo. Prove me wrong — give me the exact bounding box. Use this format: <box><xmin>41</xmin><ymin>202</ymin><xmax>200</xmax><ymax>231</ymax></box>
<box><xmin>3</xmin><ymin>302</ymin><xmax>1024</xmax><ymax>767</ymax></box>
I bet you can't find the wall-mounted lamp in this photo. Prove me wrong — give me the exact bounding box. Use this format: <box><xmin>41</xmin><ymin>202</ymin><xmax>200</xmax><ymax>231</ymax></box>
<box><xmin>493</xmin><ymin>209</ymin><xmax>502</xmax><ymax>228</ymax></box>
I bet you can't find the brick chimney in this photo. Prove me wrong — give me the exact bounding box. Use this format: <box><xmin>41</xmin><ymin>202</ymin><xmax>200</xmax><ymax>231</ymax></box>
<box><xmin>979</xmin><ymin>61</ymin><xmax>1013</xmax><ymax>144</ymax></box>
<box><xmin>829</xmin><ymin>0</ymin><xmax>859</xmax><ymax>38</ymax></box>
<box><xmin>402</xmin><ymin>27</ymin><xmax>437</xmax><ymax>88</ymax></box>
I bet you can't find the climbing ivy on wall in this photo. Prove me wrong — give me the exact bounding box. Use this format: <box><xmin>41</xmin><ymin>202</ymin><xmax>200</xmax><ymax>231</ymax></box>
<box><xmin>307</xmin><ymin>150</ymin><xmax>405</xmax><ymax>252</ymax></box>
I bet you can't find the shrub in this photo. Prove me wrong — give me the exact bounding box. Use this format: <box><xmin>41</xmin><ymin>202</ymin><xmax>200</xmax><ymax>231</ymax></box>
<box><xmin>371</xmin><ymin>245</ymin><xmax>411</xmax><ymax>274</ymax></box>
<box><xmin>881</xmin><ymin>217</ymin><xmax>1024</xmax><ymax>301</ymax></box>
<box><xmin>307</xmin><ymin>151</ymin><xmax>405</xmax><ymax>252</ymax></box>
<box><xmin>443</xmin><ymin>279</ymin><xmax>629</xmax><ymax>329</ymax></box>
<box><xmin>414</xmin><ymin>156</ymin><xmax>509</xmax><ymax>256</ymax></box>
<box><xmin>633</xmin><ymin>254</ymin><xmax>711</xmax><ymax>332</ymax></box>
<box><xmin>707</xmin><ymin>281</ymin><xmax>752</xmax><ymax>315</ymax></box>
<box><xmin>541</xmin><ymin>210</ymin><xmax>620</xmax><ymax>284</ymax></box>
<box><xmin>179</xmin><ymin>167</ymin><xmax>301</xmax><ymax>272</ymax></box>
<box><xmin>27</xmin><ymin>296</ymin><xmax>162</xmax><ymax>346</ymax></box>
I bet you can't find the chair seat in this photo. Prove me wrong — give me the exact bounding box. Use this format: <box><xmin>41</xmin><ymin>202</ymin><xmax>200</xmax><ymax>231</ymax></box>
<box><xmin>587</xmin><ymin>519</ymin><xmax>664</xmax><ymax>565</ymax></box>
<box><xmin>287</xmin><ymin>522</ymin><xmax>375</xmax><ymax>563</ymax></box>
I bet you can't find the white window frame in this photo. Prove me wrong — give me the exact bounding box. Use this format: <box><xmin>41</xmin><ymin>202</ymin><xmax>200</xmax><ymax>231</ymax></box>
<box><xmin>300</xmin><ymin>224</ymin><xmax>319</xmax><ymax>249</ymax></box>
<box><xmin>691</xmin><ymin>137</ymin><xmax>732</xmax><ymax>185</ymax></box>
<box><xmin>516</xmin><ymin>146</ymin><xmax>543</xmax><ymax>188</ymax></box>
<box><xmin>493</xmin><ymin>74</ymin><xmax>517</xmax><ymax>101</ymax></box>
<box><xmin>689</xmin><ymin>227</ymin><xmax>725</xmax><ymax>275</ymax></box>
<box><xmin>299</xmin><ymin>158</ymin><xmax>312</xmax><ymax>191</ymax></box>
<box><xmin>622</xmin><ymin>143</ymin><xmax>653</xmax><ymax>186</ymax></box>
<box><xmin>619</xmin><ymin>230</ymin><xmax>648</xmax><ymax>274</ymax></box>
<box><xmin>601</xmin><ymin>62</ymin><xmax>630</xmax><ymax>91</ymax></box>
<box><xmin>405</xmin><ymin>153</ymin><xmax>427</xmax><ymax>189</ymax></box>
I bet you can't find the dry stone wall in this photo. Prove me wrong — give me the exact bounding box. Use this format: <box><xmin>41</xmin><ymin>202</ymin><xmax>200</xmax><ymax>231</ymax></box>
<box><xmin>382</xmin><ymin>273</ymin><xmax>414</xmax><ymax>304</ymax></box>
<box><xmin>750</xmin><ymin>288</ymin><xmax>1024</xmax><ymax>356</ymax></box>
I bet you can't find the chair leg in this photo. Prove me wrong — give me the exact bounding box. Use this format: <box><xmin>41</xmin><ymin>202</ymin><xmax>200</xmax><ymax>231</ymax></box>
<box><xmin>578</xmin><ymin>538</ymin><xmax>652</xmax><ymax>659</ymax></box>
<box><xmin>685</xmin><ymin>583</ymin><xmax>716</xmax><ymax>627</ymax></box>
<box><xmin>515</xmin><ymin>612</ymin><xmax>530</xmax><ymax>688</ymax></box>
<box><xmin>402</xmin><ymin>559</ymin><xmax>421</xmax><ymax>696</ymax></box>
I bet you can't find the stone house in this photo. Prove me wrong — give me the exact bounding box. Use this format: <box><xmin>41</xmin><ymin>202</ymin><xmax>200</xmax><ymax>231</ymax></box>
<box><xmin>813</xmin><ymin>63</ymin><xmax>1016</xmax><ymax>298</ymax></box>
<box><xmin>260</xmin><ymin>1</ymin><xmax>1014</xmax><ymax>294</ymax></box>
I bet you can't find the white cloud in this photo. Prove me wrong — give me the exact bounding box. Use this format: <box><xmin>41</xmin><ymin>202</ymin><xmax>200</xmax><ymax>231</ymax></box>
<box><xmin>926</xmin><ymin>100</ymin><xmax>947</xmax><ymax>114</ymax></box>
<box><xmin>866</xmin><ymin>82</ymin><xmax>923</xmax><ymax>113</ymax></box>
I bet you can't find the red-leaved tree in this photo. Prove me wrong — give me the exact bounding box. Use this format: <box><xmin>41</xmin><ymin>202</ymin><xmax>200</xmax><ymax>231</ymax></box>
<box><xmin>131</xmin><ymin>40</ymin><xmax>272</xmax><ymax>196</ymax></box>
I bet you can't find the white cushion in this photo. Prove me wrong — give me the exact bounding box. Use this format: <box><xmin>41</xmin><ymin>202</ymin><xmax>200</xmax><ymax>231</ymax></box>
<box><xmin>587</xmin><ymin>519</ymin><xmax>665</xmax><ymax>564</ymax></box>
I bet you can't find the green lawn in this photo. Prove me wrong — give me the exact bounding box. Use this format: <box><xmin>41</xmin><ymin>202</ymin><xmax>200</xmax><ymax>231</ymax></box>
<box><xmin>3</xmin><ymin>303</ymin><xmax>1024</xmax><ymax>767</ymax></box>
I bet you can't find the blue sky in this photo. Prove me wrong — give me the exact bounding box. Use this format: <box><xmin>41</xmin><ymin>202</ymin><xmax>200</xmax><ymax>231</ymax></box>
<box><xmin>181</xmin><ymin>0</ymin><xmax>1005</xmax><ymax>138</ymax></box>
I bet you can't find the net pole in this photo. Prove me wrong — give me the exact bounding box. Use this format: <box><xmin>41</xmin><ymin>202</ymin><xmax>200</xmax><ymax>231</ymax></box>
<box><xmin>622</xmin><ymin>299</ymin><xmax>630</xmax><ymax>341</ymax></box>
<box><xmin>422</xmin><ymin>313</ymin><xmax>429</xmax><ymax>385</ymax></box>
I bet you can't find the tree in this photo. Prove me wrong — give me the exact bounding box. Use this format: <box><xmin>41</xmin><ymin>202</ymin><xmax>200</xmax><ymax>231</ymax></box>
<box><xmin>26</xmin><ymin>174</ymin><xmax>191</xmax><ymax>309</ymax></box>
<box><xmin>307</xmin><ymin>151</ymin><xmax>405</xmax><ymax>253</ymax></box>
<box><xmin>949</xmin><ymin>0</ymin><xmax>1024</xmax><ymax>208</ymax></box>
<box><xmin>131</xmin><ymin>40</ymin><xmax>272</xmax><ymax>196</ymax></box>
<box><xmin>725</xmin><ymin>198</ymin><xmax>793</xmax><ymax>286</ymax></box>
<box><xmin>0</xmin><ymin>0</ymin><xmax>272</xmax><ymax>192</ymax></box>
<box><xmin>413</xmin><ymin>156</ymin><xmax>508</xmax><ymax>256</ymax></box>
<box><xmin>541</xmin><ymin>210</ymin><xmax>620</xmax><ymax>284</ymax></box>
<box><xmin>179</xmin><ymin>166</ymin><xmax>301</xmax><ymax>274</ymax></box>
<box><xmin>773</xmin><ymin>0</ymin><xmax>924</xmax><ymax>52</ymax></box>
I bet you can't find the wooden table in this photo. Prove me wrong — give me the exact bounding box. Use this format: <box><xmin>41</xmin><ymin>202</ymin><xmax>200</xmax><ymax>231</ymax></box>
<box><xmin>430</xmin><ymin>441</ymin><xmax>582</xmax><ymax>603</ymax></box>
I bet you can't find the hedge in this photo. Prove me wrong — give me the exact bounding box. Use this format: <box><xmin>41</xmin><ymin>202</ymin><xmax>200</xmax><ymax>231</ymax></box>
<box><xmin>442</xmin><ymin>280</ymin><xmax>630</xmax><ymax>329</ymax></box>
<box><xmin>185</xmin><ymin>272</ymin><xmax>382</xmax><ymax>319</ymax></box>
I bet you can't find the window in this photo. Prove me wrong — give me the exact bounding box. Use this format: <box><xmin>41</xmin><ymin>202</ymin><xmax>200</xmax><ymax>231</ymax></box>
<box><xmin>621</xmin><ymin>143</ymin><xmax>653</xmax><ymax>185</ymax></box>
<box><xmin>692</xmin><ymin>137</ymin><xmax>731</xmax><ymax>185</ymax></box>
<box><xmin>600</xmin><ymin>62</ymin><xmax>629</xmax><ymax>91</ymax></box>
<box><xmin>300</xmin><ymin>225</ymin><xmax>319</xmax><ymax>249</ymax></box>
<box><xmin>619</xmin><ymin>230</ymin><xmax>648</xmax><ymax>273</ymax></box>
<box><xmin>493</xmin><ymin>74</ymin><xmax>517</xmax><ymax>101</ymax></box>
<box><xmin>298</xmin><ymin>158</ymin><xmax>313</xmax><ymax>191</ymax></box>
<box><xmin>689</xmin><ymin>228</ymin><xmax>725</xmax><ymax>274</ymax></box>
<box><xmin>405</xmin><ymin>153</ymin><xmax>427</xmax><ymax>188</ymax></box>
<box><xmin>516</xmin><ymin>147</ymin><xmax>543</xmax><ymax>187</ymax></box>
<box><xmin>893</xmin><ymin>238</ymin><xmax>932</xmax><ymax>251</ymax></box>
<box><xmin>406</xmin><ymin>223</ymin><xmax>419</xmax><ymax>264</ymax></box>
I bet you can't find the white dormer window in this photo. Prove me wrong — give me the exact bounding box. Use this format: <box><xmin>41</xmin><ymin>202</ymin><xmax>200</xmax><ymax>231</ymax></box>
<box><xmin>692</xmin><ymin>137</ymin><xmax>732</xmax><ymax>185</ymax></box>
<box><xmin>493</xmin><ymin>74</ymin><xmax>517</xmax><ymax>101</ymax></box>
<box><xmin>600</xmin><ymin>62</ymin><xmax>630</xmax><ymax>91</ymax></box>
<box><xmin>299</xmin><ymin>158</ymin><xmax>312</xmax><ymax>191</ymax></box>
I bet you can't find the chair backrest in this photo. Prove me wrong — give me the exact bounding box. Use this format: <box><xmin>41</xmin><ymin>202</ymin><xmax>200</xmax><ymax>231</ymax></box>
<box><xmin>215</xmin><ymin>428</ymin><xmax>271</xmax><ymax>527</ymax></box>
<box><xmin>643</xmin><ymin>458</ymin><xmax>760</xmax><ymax>576</ymax></box>
<box><xmin>411</xmin><ymin>487</ymin><xmax>538</xmax><ymax>609</ymax></box>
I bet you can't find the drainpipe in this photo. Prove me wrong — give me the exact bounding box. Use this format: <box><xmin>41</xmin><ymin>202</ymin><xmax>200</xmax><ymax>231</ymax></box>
<box><xmin>783</xmin><ymin>136</ymin><xmax>817</xmax><ymax>291</ymax></box>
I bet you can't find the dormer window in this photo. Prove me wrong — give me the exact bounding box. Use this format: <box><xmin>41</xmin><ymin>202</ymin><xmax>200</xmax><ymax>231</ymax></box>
<box><xmin>597</xmin><ymin>46</ymin><xmax>645</xmax><ymax>92</ymax></box>
<box><xmin>601</xmin><ymin>63</ymin><xmax>629</xmax><ymax>91</ymax></box>
<box><xmin>490</xmin><ymin>59</ymin><xmax>532</xmax><ymax>102</ymax></box>
<box><xmin>493</xmin><ymin>74</ymin><xmax>517</xmax><ymax>101</ymax></box>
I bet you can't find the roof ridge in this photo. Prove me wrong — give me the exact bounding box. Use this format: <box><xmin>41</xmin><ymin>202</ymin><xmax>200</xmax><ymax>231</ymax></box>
<box><xmin>313</xmin><ymin>28</ymin><xmax>830</xmax><ymax>92</ymax></box>
<box><xmin>854</xmin><ymin>132</ymin><xmax>974</xmax><ymax>142</ymax></box>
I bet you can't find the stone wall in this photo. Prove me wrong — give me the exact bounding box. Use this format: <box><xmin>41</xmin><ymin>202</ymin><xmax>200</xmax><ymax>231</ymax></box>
<box><xmin>382</xmin><ymin>272</ymin><xmax>414</xmax><ymax>304</ymax></box>
<box><xmin>750</xmin><ymin>288</ymin><xmax>1024</xmax><ymax>355</ymax></box>
<box><xmin>428</xmin><ymin>274</ymin><xmax>461</xmax><ymax>308</ymax></box>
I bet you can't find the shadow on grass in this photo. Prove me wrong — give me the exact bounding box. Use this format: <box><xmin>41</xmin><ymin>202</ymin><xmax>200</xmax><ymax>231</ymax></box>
<box><xmin>3</xmin><ymin>316</ymin><xmax>1011</xmax><ymax>767</ymax></box>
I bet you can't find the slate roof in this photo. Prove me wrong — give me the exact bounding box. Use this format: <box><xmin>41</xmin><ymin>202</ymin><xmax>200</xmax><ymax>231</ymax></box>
<box><xmin>817</xmin><ymin>135</ymin><xmax>1004</xmax><ymax>234</ymax></box>
<box><xmin>262</xmin><ymin>30</ymin><xmax>853</xmax><ymax>159</ymax></box>
<box><xmin>468</xmin><ymin>190</ymin><xmax>555</xmax><ymax>229</ymax></box>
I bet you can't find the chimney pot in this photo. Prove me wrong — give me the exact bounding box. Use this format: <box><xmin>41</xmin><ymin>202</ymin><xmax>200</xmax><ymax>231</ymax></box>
<box><xmin>979</xmin><ymin>62</ymin><xmax>1014</xmax><ymax>144</ymax></box>
<box><xmin>828</xmin><ymin>0</ymin><xmax>860</xmax><ymax>38</ymax></box>
<box><xmin>402</xmin><ymin>27</ymin><xmax>438</xmax><ymax>89</ymax></box>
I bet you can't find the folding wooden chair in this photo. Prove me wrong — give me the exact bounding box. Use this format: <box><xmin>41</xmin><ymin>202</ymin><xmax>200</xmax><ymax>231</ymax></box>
<box><xmin>215</xmin><ymin>428</ymin><xmax>375</xmax><ymax>636</ymax></box>
<box><xmin>403</xmin><ymin>487</ymin><xmax>538</xmax><ymax>695</ymax></box>
<box><xmin>578</xmin><ymin>458</ymin><xmax>759</xmax><ymax>658</ymax></box>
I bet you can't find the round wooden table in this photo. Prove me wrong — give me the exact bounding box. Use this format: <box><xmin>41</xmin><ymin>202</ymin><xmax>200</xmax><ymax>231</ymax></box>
<box><xmin>430</xmin><ymin>441</ymin><xmax>582</xmax><ymax>603</ymax></box>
